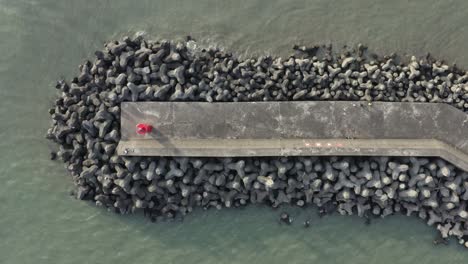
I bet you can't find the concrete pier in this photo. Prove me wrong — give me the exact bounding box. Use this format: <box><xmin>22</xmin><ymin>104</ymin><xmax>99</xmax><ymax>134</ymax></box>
<box><xmin>118</xmin><ymin>101</ymin><xmax>468</xmax><ymax>171</ymax></box>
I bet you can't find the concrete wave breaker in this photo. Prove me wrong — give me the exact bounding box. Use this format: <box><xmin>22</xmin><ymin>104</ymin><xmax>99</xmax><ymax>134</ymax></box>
<box><xmin>117</xmin><ymin>101</ymin><xmax>468</xmax><ymax>171</ymax></box>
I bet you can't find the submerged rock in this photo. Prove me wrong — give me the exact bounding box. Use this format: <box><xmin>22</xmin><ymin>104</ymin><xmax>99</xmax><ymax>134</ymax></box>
<box><xmin>280</xmin><ymin>212</ymin><xmax>293</xmax><ymax>225</ymax></box>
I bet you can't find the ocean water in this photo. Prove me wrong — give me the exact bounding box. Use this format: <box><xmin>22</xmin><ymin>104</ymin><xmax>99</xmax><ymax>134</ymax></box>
<box><xmin>1</xmin><ymin>0</ymin><xmax>467</xmax><ymax>263</ymax></box>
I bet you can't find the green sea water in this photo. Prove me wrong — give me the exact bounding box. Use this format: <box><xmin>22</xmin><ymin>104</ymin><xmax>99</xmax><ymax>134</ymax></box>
<box><xmin>1</xmin><ymin>0</ymin><xmax>467</xmax><ymax>263</ymax></box>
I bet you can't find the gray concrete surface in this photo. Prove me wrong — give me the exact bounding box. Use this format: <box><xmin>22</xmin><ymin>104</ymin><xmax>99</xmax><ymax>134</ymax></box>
<box><xmin>117</xmin><ymin>101</ymin><xmax>468</xmax><ymax>171</ymax></box>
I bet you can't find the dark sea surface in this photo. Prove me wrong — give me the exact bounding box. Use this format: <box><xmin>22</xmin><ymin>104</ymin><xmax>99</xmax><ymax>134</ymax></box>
<box><xmin>1</xmin><ymin>0</ymin><xmax>467</xmax><ymax>263</ymax></box>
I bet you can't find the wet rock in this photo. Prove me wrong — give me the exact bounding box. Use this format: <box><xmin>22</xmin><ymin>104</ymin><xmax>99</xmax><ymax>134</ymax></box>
<box><xmin>280</xmin><ymin>212</ymin><xmax>293</xmax><ymax>225</ymax></box>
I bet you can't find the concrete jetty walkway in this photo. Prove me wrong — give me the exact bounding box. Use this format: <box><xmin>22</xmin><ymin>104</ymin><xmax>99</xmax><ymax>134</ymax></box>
<box><xmin>118</xmin><ymin>101</ymin><xmax>468</xmax><ymax>171</ymax></box>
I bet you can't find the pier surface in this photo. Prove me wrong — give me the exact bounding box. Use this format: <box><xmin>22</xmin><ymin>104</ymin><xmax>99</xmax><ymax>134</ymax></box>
<box><xmin>117</xmin><ymin>101</ymin><xmax>468</xmax><ymax>171</ymax></box>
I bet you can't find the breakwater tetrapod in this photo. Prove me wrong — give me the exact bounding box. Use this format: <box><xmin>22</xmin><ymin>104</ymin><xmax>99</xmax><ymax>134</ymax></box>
<box><xmin>47</xmin><ymin>35</ymin><xmax>468</xmax><ymax>248</ymax></box>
